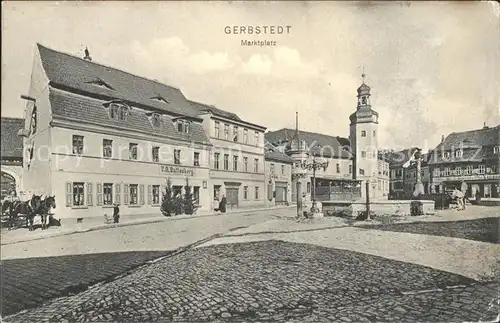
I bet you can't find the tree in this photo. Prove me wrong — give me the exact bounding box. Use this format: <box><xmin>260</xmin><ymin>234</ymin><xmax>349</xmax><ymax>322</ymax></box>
<box><xmin>182</xmin><ymin>178</ymin><xmax>198</xmax><ymax>215</ymax></box>
<box><xmin>161</xmin><ymin>178</ymin><xmax>177</xmax><ymax>217</ymax></box>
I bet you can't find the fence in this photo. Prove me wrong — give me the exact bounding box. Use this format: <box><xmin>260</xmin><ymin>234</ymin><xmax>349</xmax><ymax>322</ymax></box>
<box><xmin>314</xmin><ymin>186</ymin><xmax>362</xmax><ymax>202</ymax></box>
<box><xmin>388</xmin><ymin>192</ymin><xmax>452</xmax><ymax>209</ymax></box>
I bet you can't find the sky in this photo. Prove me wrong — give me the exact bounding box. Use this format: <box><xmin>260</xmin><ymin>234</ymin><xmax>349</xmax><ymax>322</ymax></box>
<box><xmin>2</xmin><ymin>1</ymin><xmax>499</xmax><ymax>151</ymax></box>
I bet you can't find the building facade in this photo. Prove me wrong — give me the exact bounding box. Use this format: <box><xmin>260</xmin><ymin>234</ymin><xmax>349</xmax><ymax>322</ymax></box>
<box><xmin>428</xmin><ymin>124</ymin><xmax>500</xmax><ymax>198</ymax></box>
<box><xmin>20</xmin><ymin>44</ymin><xmax>215</xmax><ymax>218</ymax></box>
<box><xmin>1</xmin><ymin>117</ymin><xmax>24</xmax><ymax>199</ymax></box>
<box><xmin>264</xmin><ymin>148</ymin><xmax>293</xmax><ymax>207</ymax></box>
<box><xmin>191</xmin><ymin>101</ymin><xmax>267</xmax><ymax>210</ymax></box>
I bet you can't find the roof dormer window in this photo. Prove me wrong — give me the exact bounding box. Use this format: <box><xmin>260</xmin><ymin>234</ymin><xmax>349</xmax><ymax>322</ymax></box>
<box><xmin>151</xmin><ymin>96</ymin><xmax>169</xmax><ymax>104</ymax></box>
<box><xmin>455</xmin><ymin>150</ymin><xmax>463</xmax><ymax>158</ymax></box>
<box><xmin>108</xmin><ymin>103</ymin><xmax>130</xmax><ymax>121</ymax></box>
<box><xmin>86</xmin><ymin>79</ymin><xmax>114</xmax><ymax>90</ymax></box>
<box><xmin>176</xmin><ymin>119</ymin><xmax>191</xmax><ymax>134</ymax></box>
<box><xmin>151</xmin><ymin>113</ymin><xmax>161</xmax><ymax>128</ymax></box>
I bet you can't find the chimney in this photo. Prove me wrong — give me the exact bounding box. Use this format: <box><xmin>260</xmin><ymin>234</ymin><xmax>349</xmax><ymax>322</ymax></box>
<box><xmin>83</xmin><ymin>47</ymin><xmax>92</xmax><ymax>61</ymax></box>
<box><xmin>441</xmin><ymin>135</ymin><xmax>445</xmax><ymax>143</ymax></box>
<box><xmin>483</xmin><ymin>122</ymin><xmax>489</xmax><ymax>129</ymax></box>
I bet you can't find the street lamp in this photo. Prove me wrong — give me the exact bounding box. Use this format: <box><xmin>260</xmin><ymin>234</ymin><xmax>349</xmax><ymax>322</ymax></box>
<box><xmin>300</xmin><ymin>154</ymin><xmax>329</xmax><ymax>215</ymax></box>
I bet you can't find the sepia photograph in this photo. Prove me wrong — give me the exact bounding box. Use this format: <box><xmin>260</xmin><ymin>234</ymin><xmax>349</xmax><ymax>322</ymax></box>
<box><xmin>1</xmin><ymin>1</ymin><xmax>499</xmax><ymax>322</ymax></box>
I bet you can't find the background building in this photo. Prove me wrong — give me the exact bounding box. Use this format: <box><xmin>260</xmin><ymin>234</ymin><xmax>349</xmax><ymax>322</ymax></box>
<box><xmin>264</xmin><ymin>145</ymin><xmax>294</xmax><ymax>207</ymax></box>
<box><xmin>428</xmin><ymin>124</ymin><xmax>500</xmax><ymax>198</ymax></box>
<box><xmin>1</xmin><ymin>117</ymin><xmax>24</xmax><ymax>198</ymax></box>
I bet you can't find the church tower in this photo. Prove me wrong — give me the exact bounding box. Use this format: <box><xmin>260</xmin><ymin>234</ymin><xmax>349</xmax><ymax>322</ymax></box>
<box><xmin>349</xmin><ymin>71</ymin><xmax>379</xmax><ymax>198</ymax></box>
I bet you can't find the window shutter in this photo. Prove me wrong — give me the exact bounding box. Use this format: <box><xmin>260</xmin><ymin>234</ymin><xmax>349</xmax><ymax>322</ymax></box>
<box><xmin>97</xmin><ymin>183</ymin><xmax>103</xmax><ymax>206</ymax></box>
<box><xmin>115</xmin><ymin>183</ymin><xmax>121</xmax><ymax>204</ymax></box>
<box><xmin>124</xmin><ymin>184</ymin><xmax>129</xmax><ymax>205</ymax></box>
<box><xmin>140</xmin><ymin>185</ymin><xmax>145</xmax><ymax>205</ymax></box>
<box><xmin>66</xmin><ymin>182</ymin><xmax>72</xmax><ymax>207</ymax></box>
<box><xmin>148</xmin><ymin>185</ymin><xmax>152</xmax><ymax>205</ymax></box>
<box><xmin>86</xmin><ymin>182</ymin><xmax>93</xmax><ymax>206</ymax></box>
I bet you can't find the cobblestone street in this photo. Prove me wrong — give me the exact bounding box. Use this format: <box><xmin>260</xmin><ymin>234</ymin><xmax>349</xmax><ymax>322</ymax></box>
<box><xmin>5</xmin><ymin>240</ymin><xmax>499</xmax><ymax>322</ymax></box>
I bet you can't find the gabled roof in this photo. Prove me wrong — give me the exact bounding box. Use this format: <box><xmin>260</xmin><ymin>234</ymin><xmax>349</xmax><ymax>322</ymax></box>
<box><xmin>49</xmin><ymin>88</ymin><xmax>211</xmax><ymax>145</ymax></box>
<box><xmin>188</xmin><ymin>100</ymin><xmax>241</xmax><ymax>122</ymax></box>
<box><xmin>428</xmin><ymin>125</ymin><xmax>500</xmax><ymax>164</ymax></box>
<box><xmin>37</xmin><ymin>44</ymin><xmax>201</xmax><ymax>120</ymax></box>
<box><xmin>385</xmin><ymin>147</ymin><xmax>419</xmax><ymax>168</ymax></box>
<box><xmin>264</xmin><ymin>144</ymin><xmax>294</xmax><ymax>164</ymax></box>
<box><xmin>265</xmin><ymin>128</ymin><xmax>352</xmax><ymax>159</ymax></box>
<box><xmin>434</xmin><ymin>125</ymin><xmax>499</xmax><ymax>151</ymax></box>
<box><xmin>1</xmin><ymin>118</ymin><xmax>24</xmax><ymax>159</ymax></box>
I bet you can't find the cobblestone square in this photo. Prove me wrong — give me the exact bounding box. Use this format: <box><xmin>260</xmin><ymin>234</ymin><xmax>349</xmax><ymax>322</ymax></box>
<box><xmin>6</xmin><ymin>240</ymin><xmax>498</xmax><ymax>322</ymax></box>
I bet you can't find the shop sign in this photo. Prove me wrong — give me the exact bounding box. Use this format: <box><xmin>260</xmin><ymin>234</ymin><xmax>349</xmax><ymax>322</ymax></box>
<box><xmin>160</xmin><ymin>165</ymin><xmax>195</xmax><ymax>176</ymax></box>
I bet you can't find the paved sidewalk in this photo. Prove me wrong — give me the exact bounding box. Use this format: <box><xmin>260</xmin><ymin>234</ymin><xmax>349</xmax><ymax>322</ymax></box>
<box><xmin>1</xmin><ymin>205</ymin><xmax>294</xmax><ymax>245</ymax></box>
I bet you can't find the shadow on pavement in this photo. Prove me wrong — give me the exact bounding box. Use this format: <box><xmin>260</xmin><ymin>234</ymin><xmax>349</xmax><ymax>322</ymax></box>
<box><xmin>359</xmin><ymin>217</ymin><xmax>500</xmax><ymax>244</ymax></box>
<box><xmin>0</xmin><ymin>250</ymin><xmax>171</xmax><ymax>317</ymax></box>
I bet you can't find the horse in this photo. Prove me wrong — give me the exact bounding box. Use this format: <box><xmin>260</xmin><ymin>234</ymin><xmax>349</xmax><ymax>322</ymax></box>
<box><xmin>35</xmin><ymin>196</ymin><xmax>56</xmax><ymax>230</ymax></box>
<box><xmin>9</xmin><ymin>195</ymin><xmax>42</xmax><ymax>231</ymax></box>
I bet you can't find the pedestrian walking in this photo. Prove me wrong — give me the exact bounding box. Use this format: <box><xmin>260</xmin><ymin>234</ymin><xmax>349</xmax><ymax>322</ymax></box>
<box><xmin>113</xmin><ymin>203</ymin><xmax>120</xmax><ymax>223</ymax></box>
<box><xmin>214</xmin><ymin>195</ymin><xmax>227</xmax><ymax>213</ymax></box>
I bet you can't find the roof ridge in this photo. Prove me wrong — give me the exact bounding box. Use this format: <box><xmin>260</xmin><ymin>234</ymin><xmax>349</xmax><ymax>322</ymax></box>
<box><xmin>36</xmin><ymin>43</ymin><xmax>183</xmax><ymax>91</ymax></box>
<box><xmin>269</xmin><ymin>127</ymin><xmax>348</xmax><ymax>140</ymax></box>
<box><xmin>1</xmin><ymin>117</ymin><xmax>24</xmax><ymax>121</ymax></box>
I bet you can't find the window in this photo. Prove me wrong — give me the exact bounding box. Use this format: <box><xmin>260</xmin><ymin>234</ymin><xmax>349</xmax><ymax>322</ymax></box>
<box><xmin>110</xmin><ymin>104</ymin><xmax>119</xmax><ymax>119</ymax></box>
<box><xmin>307</xmin><ymin>182</ymin><xmax>311</xmax><ymax>193</ymax></box>
<box><xmin>465</xmin><ymin>165</ymin><xmax>473</xmax><ymax>175</ymax></box>
<box><xmin>270</xmin><ymin>163</ymin><xmax>275</xmax><ymax>174</ymax></box>
<box><xmin>455</xmin><ymin>150</ymin><xmax>463</xmax><ymax>158</ymax></box>
<box><xmin>494</xmin><ymin>146</ymin><xmax>500</xmax><ymax>154</ymax></box>
<box><xmin>214</xmin><ymin>121</ymin><xmax>220</xmax><ymax>138</ymax></box>
<box><xmin>443</xmin><ymin>167</ymin><xmax>450</xmax><ymax>176</ymax></box>
<box><xmin>73</xmin><ymin>182</ymin><xmax>85</xmax><ymax>206</ymax></box>
<box><xmin>243</xmin><ymin>157</ymin><xmax>248</xmax><ymax>172</ymax></box>
<box><xmin>243</xmin><ymin>129</ymin><xmax>248</xmax><ymax>144</ymax></box>
<box><xmin>254</xmin><ymin>131</ymin><xmax>259</xmax><ymax>146</ymax></box>
<box><xmin>224</xmin><ymin>154</ymin><xmax>229</xmax><ymax>170</ymax></box>
<box><xmin>378</xmin><ymin>180</ymin><xmax>381</xmax><ymax>190</ymax></box>
<box><xmin>152</xmin><ymin>146</ymin><xmax>160</xmax><ymax>162</ymax></box>
<box><xmin>173</xmin><ymin>186</ymin><xmax>182</xmax><ymax>198</ymax></box>
<box><xmin>119</xmin><ymin>106</ymin><xmax>128</xmax><ymax>121</ymax></box>
<box><xmin>193</xmin><ymin>186</ymin><xmax>200</xmax><ymax>204</ymax></box>
<box><xmin>214</xmin><ymin>153</ymin><xmax>220</xmax><ymax>169</ymax></box>
<box><xmin>103</xmin><ymin>139</ymin><xmax>113</xmax><ymax>158</ymax></box>
<box><xmin>233</xmin><ymin>126</ymin><xmax>239</xmax><ymax>142</ymax></box>
<box><xmin>478</xmin><ymin>164</ymin><xmax>486</xmax><ymax>174</ymax></box>
<box><xmin>443</xmin><ymin>152</ymin><xmax>450</xmax><ymax>159</ymax></box>
<box><xmin>176</xmin><ymin>120</ymin><xmax>190</xmax><ymax>133</ymax></box>
<box><xmin>243</xmin><ymin>186</ymin><xmax>248</xmax><ymax>199</ymax></box>
<box><xmin>281</xmin><ymin>165</ymin><xmax>285</xmax><ymax>175</ymax></box>
<box><xmin>361</xmin><ymin>151</ymin><xmax>366</xmax><ymax>158</ymax></box>
<box><xmin>194</xmin><ymin>152</ymin><xmax>200</xmax><ymax>166</ymax></box>
<box><xmin>129</xmin><ymin>143</ymin><xmax>138</xmax><ymax>160</ymax></box>
<box><xmin>152</xmin><ymin>185</ymin><xmax>160</xmax><ymax>205</ymax></box>
<box><xmin>174</xmin><ymin>149</ymin><xmax>181</xmax><ymax>164</ymax></box>
<box><xmin>361</xmin><ymin>130</ymin><xmax>366</xmax><ymax>137</ymax></box>
<box><xmin>151</xmin><ymin>113</ymin><xmax>161</xmax><ymax>128</ymax></box>
<box><xmin>360</xmin><ymin>169</ymin><xmax>365</xmax><ymax>175</ymax></box>
<box><xmin>224</xmin><ymin>124</ymin><xmax>229</xmax><ymax>140</ymax></box>
<box><xmin>373</xmin><ymin>130</ymin><xmax>376</xmax><ymax>137</ymax></box>
<box><xmin>349</xmin><ymin>165</ymin><xmax>352</xmax><ymax>174</ymax></box>
<box><xmin>129</xmin><ymin>184</ymin><xmax>138</xmax><ymax>205</ymax></box>
<box><xmin>254</xmin><ymin>186</ymin><xmax>260</xmax><ymax>200</ymax></box>
<box><xmin>73</xmin><ymin>135</ymin><xmax>84</xmax><ymax>155</ymax></box>
<box><xmin>214</xmin><ymin>185</ymin><xmax>221</xmax><ymax>200</ymax></box>
<box><xmin>254</xmin><ymin>158</ymin><xmax>259</xmax><ymax>172</ymax></box>
<box><xmin>361</xmin><ymin>96</ymin><xmax>367</xmax><ymax>105</ymax></box>
<box><xmin>336</xmin><ymin>163</ymin><xmax>340</xmax><ymax>173</ymax></box>
<box><xmin>103</xmin><ymin>183</ymin><xmax>113</xmax><ymax>205</ymax></box>
<box><xmin>233</xmin><ymin>156</ymin><xmax>238</xmax><ymax>171</ymax></box>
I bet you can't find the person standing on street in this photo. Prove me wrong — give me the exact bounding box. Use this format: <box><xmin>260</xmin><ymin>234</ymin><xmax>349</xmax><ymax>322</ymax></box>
<box><xmin>113</xmin><ymin>203</ymin><xmax>120</xmax><ymax>223</ymax></box>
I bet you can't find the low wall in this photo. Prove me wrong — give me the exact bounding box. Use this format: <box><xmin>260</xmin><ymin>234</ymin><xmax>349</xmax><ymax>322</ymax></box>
<box><xmin>323</xmin><ymin>200</ymin><xmax>436</xmax><ymax>218</ymax></box>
